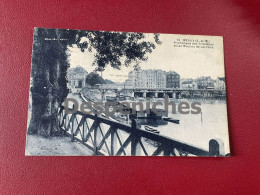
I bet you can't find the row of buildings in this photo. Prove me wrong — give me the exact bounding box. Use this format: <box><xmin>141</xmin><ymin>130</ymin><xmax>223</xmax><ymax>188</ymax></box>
<box><xmin>125</xmin><ymin>68</ymin><xmax>180</xmax><ymax>89</ymax></box>
<box><xmin>124</xmin><ymin>68</ymin><xmax>226</xmax><ymax>90</ymax></box>
<box><xmin>180</xmin><ymin>77</ymin><xmax>225</xmax><ymax>90</ymax></box>
<box><xmin>67</xmin><ymin>66</ymin><xmax>226</xmax><ymax>92</ymax></box>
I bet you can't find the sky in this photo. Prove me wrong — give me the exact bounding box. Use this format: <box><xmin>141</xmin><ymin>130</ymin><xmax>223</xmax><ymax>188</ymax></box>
<box><xmin>68</xmin><ymin>33</ymin><xmax>225</xmax><ymax>83</ymax></box>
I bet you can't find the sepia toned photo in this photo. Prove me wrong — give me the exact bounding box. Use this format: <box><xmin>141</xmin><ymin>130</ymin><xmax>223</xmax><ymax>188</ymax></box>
<box><xmin>26</xmin><ymin>28</ymin><xmax>230</xmax><ymax>156</ymax></box>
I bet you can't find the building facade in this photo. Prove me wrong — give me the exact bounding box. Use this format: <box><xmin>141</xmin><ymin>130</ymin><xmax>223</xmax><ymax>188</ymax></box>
<box><xmin>67</xmin><ymin>66</ymin><xmax>88</xmax><ymax>93</ymax></box>
<box><xmin>125</xmin><ymin>68</ymin><xmax>143</xmax><ymax>88</ymax></box>
<box><xmin>215</xmin><ymin>77</ymin><xmax>226</xmax><ymax>90</ymax></box>
<box><xmin>196</xmin><ymin>76</ymin><xmax>215</xmax><ymax>89</ymax></box>
<box><xmin>155</xmin><ymin>70</ymin><xmax>166</xmax><ymax>88</ymax></box>
<box><xmin>125</xmin><ymin>68</ymin><xmax>167</xmax><ymax>88</ymax></box>
<box><xmin>166</xmin><ymin>71</ymin><xmax>180</xmax><ymax>88</ymax></box>
<box><xmin>181</xmin><ymin>79</ymin><xmax>197</xmax><ymax>89</ymax></box>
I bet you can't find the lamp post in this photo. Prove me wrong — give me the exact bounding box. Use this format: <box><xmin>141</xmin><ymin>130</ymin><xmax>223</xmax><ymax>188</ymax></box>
<box><xmin>99</xmin><ymin>67</ymin><xmax>104</xmax><ymax>103</ymax></box>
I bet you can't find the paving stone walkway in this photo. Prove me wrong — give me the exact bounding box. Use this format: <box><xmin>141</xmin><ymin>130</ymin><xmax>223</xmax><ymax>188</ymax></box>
<box><xmin>25</xmin><ymin>134</ymin><xmax>94</xmax><ymax>156</ymax></box>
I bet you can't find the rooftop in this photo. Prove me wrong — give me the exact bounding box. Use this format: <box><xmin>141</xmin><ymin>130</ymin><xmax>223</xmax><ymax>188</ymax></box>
<box><xmin>182</xmin><ymin>80</ymin><xmax>193</xmax><ymax>84</ymax></box>
<box><xmin>218</xmin><ymin>77</ymin><xmax>225</xmax><ymax>82</ymax></box>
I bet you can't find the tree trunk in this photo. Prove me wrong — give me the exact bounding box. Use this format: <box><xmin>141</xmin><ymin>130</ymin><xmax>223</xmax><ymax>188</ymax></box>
<box><xmin>28</xmin><ymin>99</ymin><xmax>60</xmax><ymax>137</ymax></box>
<box><xmin>28</xmin><ymin>28</ymin><xmax>69</xmax><ymax>137</ymax></box>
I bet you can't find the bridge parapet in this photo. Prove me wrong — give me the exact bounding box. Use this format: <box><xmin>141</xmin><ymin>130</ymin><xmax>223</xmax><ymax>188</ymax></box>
<box><xmin>85</xmin><ymin>85</ymin><xmax>225</xmax><ymax>92</ymax></box>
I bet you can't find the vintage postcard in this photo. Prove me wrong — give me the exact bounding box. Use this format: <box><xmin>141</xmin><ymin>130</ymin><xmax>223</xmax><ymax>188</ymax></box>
<box><xmin>26</xmin><ymin>27</ymin><xmax>230</xmax><ymax>156</ymax></box>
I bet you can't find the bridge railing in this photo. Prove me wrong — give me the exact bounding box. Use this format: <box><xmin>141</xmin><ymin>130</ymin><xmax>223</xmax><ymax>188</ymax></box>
<box><xmin>57</xmin><ymin>106</ymin><xmax>227</xmax><ymax>156</ymax></box>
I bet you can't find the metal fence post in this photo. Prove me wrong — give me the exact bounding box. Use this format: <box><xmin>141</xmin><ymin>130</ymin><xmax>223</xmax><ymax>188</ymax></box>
<box><xmin>111</xmin><ymin>127</ymin><xmax>117</xmax><ymax>156</ymax></box>
<box><xmin>94</xmin><ymin>114</ymin><xmax>101</xmax><ymax>155</ymax></box>
<box><xmin>70</xmin><ymin>104</ymin><xmax>76</xmax><ymax>141</ymax></box>
<box><xmin>131</xmin><ymin>119</ymin><xmax>141</xmax><ymax>156</ymax></box>
<box><xmin>209</xmin><ymin>138</ymin><xmax>225</xmax><ymax>156</ymax></box>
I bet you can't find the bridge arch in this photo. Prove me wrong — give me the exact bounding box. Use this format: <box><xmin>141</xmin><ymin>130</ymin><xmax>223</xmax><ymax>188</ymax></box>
<box><xmin>134</xmin><ymin>92</ymin><xmax>144</xmax><ymax>98</ymax></box>
<box><xmin>146</xmin><ymin>92</ymin><xmax>155</xmax><ymax>98</ymax></box>
<box><xmin>165</xmin><ymin>93</ymin><xmax>173</xmax><ymax>98</ymax></box>
<box><xmin>175</xmin><ymin>92</ymin><xmax>181</xmax><ymax>99</ymax></box>
<box><xmin>158</xmin><ymin>92</ymin><xmax>165</xmax><ymax>98</ymax></box>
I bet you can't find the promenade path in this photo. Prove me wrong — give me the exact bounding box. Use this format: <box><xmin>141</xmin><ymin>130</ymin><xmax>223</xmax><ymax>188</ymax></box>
<box><xmin>25</xmin><ymin>134</ymin><xmax>94</xmax><ymax>156</ymax></box>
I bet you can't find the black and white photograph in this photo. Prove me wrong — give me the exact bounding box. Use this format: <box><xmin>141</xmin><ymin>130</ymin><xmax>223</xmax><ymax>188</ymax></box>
<box><xmin>26</xmin><ymin>27</ymin><xmax>230</xmax><ymax>156</ymax></box>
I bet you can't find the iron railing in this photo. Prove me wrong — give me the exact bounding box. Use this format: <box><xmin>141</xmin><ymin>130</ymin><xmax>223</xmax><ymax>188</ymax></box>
<box><xmin>58</xmin><ymin>106</ymin><xmax>227</xmax><ymax>156</ymax></box>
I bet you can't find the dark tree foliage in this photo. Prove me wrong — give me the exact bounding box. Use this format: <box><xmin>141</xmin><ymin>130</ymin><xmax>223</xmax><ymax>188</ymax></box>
<box><xmin>28</xmin><ymin>28</ymin><xmax>159</xmax><ymax>137</ymax></box>
<box><xmin>85</xmin><ymin>72</ymin><xmax>105</xmax><ymax>86</ymax></box>
<box><xmin>85</xmin><ymin>72</ymin><xmax>114</xmax><ymax>86</ymax></box>
<box><xmin>104</xmin><ymin>79</ymin><xmax>114</xmax><ymax>84</ymax></box>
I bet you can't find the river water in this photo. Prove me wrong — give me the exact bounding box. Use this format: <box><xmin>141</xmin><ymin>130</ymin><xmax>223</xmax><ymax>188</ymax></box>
<box><xmin>137</xmin><ymin>99</ymin><xmax>230</xmax><ymax>154</ymax></box>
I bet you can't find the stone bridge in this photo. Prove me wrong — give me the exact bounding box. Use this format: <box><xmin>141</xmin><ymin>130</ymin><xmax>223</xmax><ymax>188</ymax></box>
<box><xmin>83</xmin><ymin>86</ymin><xmax>226</xmax><ymax>100</ymax></box>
